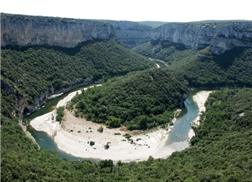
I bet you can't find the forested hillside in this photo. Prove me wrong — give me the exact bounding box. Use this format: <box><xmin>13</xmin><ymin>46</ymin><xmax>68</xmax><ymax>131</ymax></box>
<box><xmin>1</xmin><ymin>15</ymin><xmax>252</xmax><ymax>181</ymax></box>
<box><xmin>133</xmin><ymin>42</ymin><xmax>252</xmax><ymax>88</ymax></box>
<box><xmin>67</xmin><ymin>69</ymin><xmax>188</xmax><ymax>130</ymax></box>
<box><xmin>2</xmin><ymin>88</ymin><xmax>252</xmax><ymax>181</ymax></box>
<box><xmin>1</xmin><ymin>39</ymin><xmax>154</xmax><ymax>104</ymax></box>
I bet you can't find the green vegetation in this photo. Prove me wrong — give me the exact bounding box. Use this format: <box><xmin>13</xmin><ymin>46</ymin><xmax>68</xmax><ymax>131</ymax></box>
<box><xmin>123</xmin><ymin>133</ymin><xmax>132</xmax><ymax>140</ymax></box>
<box><xmin>68</xmin><ymin>69</ymin><xmax>188</xmax><ymax>130</ymax></box>
<box><xmin>2</xmin><ymin>88</ymin><xmax>252</xmax><ymax>181</ymax></box>
<box><xmin>1</xmin><ymin>22</ymin><xmax>252</xmax><ymax>181</ymax></box>
<box><xmin>56</xmin><ymin>106</ymin><xmax>64</xmax><ymax>122</ymax></box>
<box><xmin>134</xmin><ymin>42</ymin><xmax>252</xmax><ymax>88</ymax></box>
<box><xmin>97</xmin><ymin>126</ymin><xmax>104</xmax><ymax>133</ymax></box>
<box><xmin>104</xmin><ymin>142</ymin><xmax>110</xmax><ymax>150</ymax></box>
<box><xmin>1</xmin><ymin>39</ymin><xmax>154</xmax><ymax>103</ymax></box>
<box><xmin>89</xmin><ymin>141</ymin><xmax>95</xmax><ymax>146</ymax></box>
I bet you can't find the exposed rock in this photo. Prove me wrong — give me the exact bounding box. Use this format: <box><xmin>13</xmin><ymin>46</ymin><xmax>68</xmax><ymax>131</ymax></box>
<box><xmin>22</xmin><ymin>77</ymin><xmax>93</xmax><ymax>117</ymax></box>
<box><xmin>151</xmin><ymin>22</ymin><xmax>252</xmax><ymax>54</ymax></box>
<box><xmin>1</xmin><ymin>14</ymin><xmax>115</xmax><ymax>48</ymax></box>
<box><xmin>109</xmin><ymin>21</ymin><xmax>152</xmax><ymax>48</ymax></box>
<box><xmin>2</xmin><ymin>14</ymin><xmax>251</xmax><ymax>54</ymax></box>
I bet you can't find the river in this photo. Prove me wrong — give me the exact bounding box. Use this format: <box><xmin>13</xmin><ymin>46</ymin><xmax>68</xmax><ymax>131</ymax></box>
<box><xmin>26</xmin><ymin>88</ymin><xmax>199</xmax><ymax>161</ymax></box>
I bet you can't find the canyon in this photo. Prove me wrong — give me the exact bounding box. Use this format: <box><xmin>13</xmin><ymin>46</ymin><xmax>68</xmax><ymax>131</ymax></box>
<box><xmin>2</xmin><ymin>13</ymin><xmax>252</xmax><ymax>54</ymax></box>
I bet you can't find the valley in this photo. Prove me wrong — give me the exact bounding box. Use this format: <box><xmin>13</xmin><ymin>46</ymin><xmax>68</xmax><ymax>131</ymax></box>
<box><xmin>1</xmin><ymin>13</ymin><xmax>252</xmax><ymax>181</ymax></box>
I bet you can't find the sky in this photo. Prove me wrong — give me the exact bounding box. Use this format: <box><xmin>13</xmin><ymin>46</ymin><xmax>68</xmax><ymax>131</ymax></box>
<box><xmin>1</xmin><ymin>0</ymin><xmax>252</xmax><ymax>22</ymax></box>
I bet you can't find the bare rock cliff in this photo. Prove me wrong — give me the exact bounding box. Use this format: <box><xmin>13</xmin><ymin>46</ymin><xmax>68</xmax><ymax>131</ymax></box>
<box><xmin>2</xmin><ymin>14</ymin><xmax>252</xmax><ymax>54</ymax></box>
<box><xmin>110</xmin><ymin>21</ymin><xmax>152</xmax><ymax>48</ymax></box>
<box><xmin>151</xmin><ymin>22</ymin><xmax>252</xmax><ymax>54</ymax></box>
<box><xmin>1</xmin><ymin>14</ymin><xmax>115</xmax><ymax>48</ymax></box>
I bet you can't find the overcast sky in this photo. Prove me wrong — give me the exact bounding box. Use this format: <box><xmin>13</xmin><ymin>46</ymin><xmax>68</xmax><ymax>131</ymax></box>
<box><xmin>1</xmin><ymin>0</ymin><xmax>252</xmax><ymax>22</ymax></box>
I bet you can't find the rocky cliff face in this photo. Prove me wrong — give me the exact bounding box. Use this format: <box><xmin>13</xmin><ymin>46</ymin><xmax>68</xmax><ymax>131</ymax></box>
<box><xmin>110</xmin><ymin>21</ymin><xmax>152</xmax><ymax>48</ymax></box>
<box><xmin>1</xmin><ymin>14</ymin><xmax>115</xmax><ymax>48</ymax></box>
<box><xmin>1</xmin><ymin>14</ymin><xmax>152</xmax><ymax>49</ymax></box>
<box><xmin>151</xmin><ymin>22</ymin><xmax>252</xmax><ymax>54</ymax></box>
<box><xmin>2</xmin><ymin>14</ymin><xmax>252</xmax><ymax>54</ymax></box>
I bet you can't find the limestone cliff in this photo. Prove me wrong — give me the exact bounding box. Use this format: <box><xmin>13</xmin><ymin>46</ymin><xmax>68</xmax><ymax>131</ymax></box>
<box><xmin>1</xmin><ymin>14</ymin><xmax>115</xmax><ymax>48</ymax></box>
<box><xmin>110</xmin><ymin>21</ymin><xmax>152</xmax><ymax>48</ymax></box>
<box><xmin>151</xmin><ymin>21</ymin><xmax>252</xmax><ymax>54</ymax></box>
<box><xmin>2</xmin><ymin>13</ymin><xmax>252</xmax><ymax>54</ymax></box>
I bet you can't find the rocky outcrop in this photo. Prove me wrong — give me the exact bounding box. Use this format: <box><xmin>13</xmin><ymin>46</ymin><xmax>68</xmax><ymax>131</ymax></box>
<box><xmin>1</xmin><ymin>14</ymin><xmax>115</xmax><ymax>48</ymax></box>
<box><xmin>151</xmin><ymin>22</ymin><xmax>252</xmax><ymax>54</ymax></box>
<box><xmin>110</xmin><ymin>21</ymin><xmax>152</xmax><ymax>48</ymax></box>
<box><xmin>21</xmin><ymin>77</ymin><xmax>94</xmax><ymax>117</ymax></box>
<box><xmin>1</xmin><ymin>14</ymin><xmax>152</xmax><ymax>49</ymax></box>
<box><xmin>2</xmin><ymin>14</ymin><xmax>252</xmax><ymax>54</ymax></box>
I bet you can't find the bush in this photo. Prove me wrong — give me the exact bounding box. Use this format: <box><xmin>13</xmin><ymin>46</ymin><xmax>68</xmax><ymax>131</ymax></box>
<box><xmin>97</xmin><ymin>126</ymin><xmax>104</xmax><ymax>133</ymax></box>
<box><xmin>123</xmin><ymin>133</ymin><xmax>131</xmax><ymax>140</ymax></box>
<box><xmin>56</xmin><ymin>106</ymin><xmax>64</xmax><ymax>121</ymax></box>
<box><xmin>104</xmin><ymin>142</ymin><xmax>110</xmax><ymax>149</ymax></box>
<box><xmin>90</xmin><ymin>141</ymin><xmax>95</xmax><ymax>146</ymax></box>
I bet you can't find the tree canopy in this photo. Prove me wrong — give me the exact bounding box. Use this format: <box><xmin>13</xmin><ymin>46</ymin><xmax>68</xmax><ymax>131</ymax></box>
<box><xmin>68</xmin><ymin>69</ymin><xmax>189</xmax><ymax>130</ymax></box>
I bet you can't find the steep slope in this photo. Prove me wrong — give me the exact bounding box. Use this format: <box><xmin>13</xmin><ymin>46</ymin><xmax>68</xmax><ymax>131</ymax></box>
<box><xmin>68</xmin><ymin>69</ymin><xmax>189</xmax><ymax>130</ymax></box>
<box><xmin>133</xmin><ymin>42</ymin><xmax>252</xmax><ymax>88</ymax></box>
<box><xmin>151</xmin><ymin>21</ymin><xmax>252</xmax><ymax>55</ymax></box>
<box><xmin>109</xmin><ymin>21</ymin><xmax>152</xmax><ymax>48</ymax></box>
<box><xmin>1</xmin><ymin>13</ymin><xmax>115</xmax><ymax>48</ymax></box>
<box><xmin>1</xmin><ymin>39</ymin><xmax>154</xmax><ymax>116</ymax></box>
<box><xmin>1</xmin><ymin>13</ymin><xmax>252</xmax><ymax>182</ymax></box>
<box><xmin>1</xmin><ymin>13</ymin><xmax>153</xmax><ymax>49</ymax></box>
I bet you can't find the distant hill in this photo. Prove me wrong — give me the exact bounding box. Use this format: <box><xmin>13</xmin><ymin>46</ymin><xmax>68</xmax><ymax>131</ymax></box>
<box><xmin>133</xmin><ymin>42</ymin><xmax>252</xmax><ymax>88</ymax></box>
<box><xmin>138</xmin><ymin>21</ymin><xmax>167</xmax><ymax>28</ymax></box>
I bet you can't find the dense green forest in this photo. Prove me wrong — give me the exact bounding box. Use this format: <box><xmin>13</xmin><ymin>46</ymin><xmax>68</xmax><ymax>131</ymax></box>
<box><xmin>67</xmin><ymin>69</ymin><xmax>188</xmax><ymax>130</ymax></box>
<box><xmin>1</xmin><ymin>26</ymin><xmax>252</xmax><ymax>181</ymax></box>
<box><xmin>1</xmin><ymin>39</ymin><xmax>154</xmax><ymax>103</ymax></box>
<box><xmin>2</xmin><ymin>88</ymin><xmax>252</xmax><ymax>181</ymax></box>
<box><xmin>133</xmin><ymin>43</ymin><xmax>252</xmax><ymax>87</ymax></box>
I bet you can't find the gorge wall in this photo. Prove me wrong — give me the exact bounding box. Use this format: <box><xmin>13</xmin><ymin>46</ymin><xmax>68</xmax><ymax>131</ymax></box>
<box><xmin>2</xmin><ymin>13</ymin><xmax>252</xmax><ymax>54</ymax></box>
<box><xmin>1</xmin><ymin>14</ymin><xmax>115</xmax><ymax>48</ymax></box>
<box><xmin>109</xmin><ymin>21</ymin><xmax>152</xmax><ymax>48</ymax></box>
<box><xmin>1</xmin><ymin>14</ymin><xmax>152</xmax><ymax>49</ymax></box>
<box><xmin>151</xmin><ymin>22</ymin><xmax>252</xmax><ymax>54</ymax></box>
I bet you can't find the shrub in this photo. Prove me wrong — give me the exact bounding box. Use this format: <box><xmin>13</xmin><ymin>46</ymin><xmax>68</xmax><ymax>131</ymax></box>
<box><xmin>97</xmin><ymin>126</ymin><xmax>104</xmax><ymax>133</ymax></box>
<box><xmin>123</xmin><ymin>133</ymin><xmax>131</xmax><ymax>140</ymax></box>
<box><xmin>104</xmin><ymin>142</ymin><xmax>110</xmax><ymax>149</ymax></box>
<box><xmin>90</xmin><ymin>141</ymin><xmax>95</xmax><ymax>146</ymax></box>
<box><xmin>56</xmin><ymin>106</ymin><xmax>64</xmax><ymax>121</ymax></box>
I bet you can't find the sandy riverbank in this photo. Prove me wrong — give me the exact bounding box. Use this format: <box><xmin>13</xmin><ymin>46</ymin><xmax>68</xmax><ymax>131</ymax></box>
<box><xmin>31</xmin><ymin>110</ymin><xmax>180</xmax><ymax>162</ymax></box>
<box><xmin>188</xmin><ymin>90</ymin><xmax>212</xmax><ymax>139</ymax></box>
<box><xmin>54</xmin><ymin>111</ymin><xmax>179</xmax><ymax>162</ymax></box>
<box><xmin>30</xmin><ymin>88</ymin><xmax>212</xmax><ymax>162</ymax></box>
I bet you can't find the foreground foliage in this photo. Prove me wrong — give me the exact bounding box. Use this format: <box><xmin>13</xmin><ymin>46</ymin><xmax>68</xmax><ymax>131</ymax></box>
<box><xmin>1</xmin><ymin>88</ymin><xmax>252</xmax><ymax>181</ymax></box>
<box><xmin>68</xmin><ymin>69</ymin><xmax>189</xmax><ymax>130</ymax></box>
